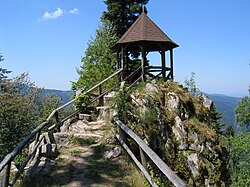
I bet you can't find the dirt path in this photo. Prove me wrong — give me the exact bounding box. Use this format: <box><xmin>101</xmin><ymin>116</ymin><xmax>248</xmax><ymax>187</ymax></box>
<box><xmin>41</xmin><ymin>120</ymin><xmax>146</xmax><ymax>187</ymax></box>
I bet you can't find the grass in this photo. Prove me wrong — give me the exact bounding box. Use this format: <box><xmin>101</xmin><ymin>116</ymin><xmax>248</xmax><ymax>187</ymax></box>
<box><xmin>84</xmin><ymin>142</ymin><xmax>148</xmax><ymax>186</ymax></box>
<box><xmin>71</xmin><ymin>136</ymin><xmax>96</xmax><ymax>146</ymax></box>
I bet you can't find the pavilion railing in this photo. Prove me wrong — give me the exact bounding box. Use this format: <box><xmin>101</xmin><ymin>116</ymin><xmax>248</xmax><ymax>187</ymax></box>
<box><xmin>144</xmin><ymin>65</ymin><xmax>172</xmax><ymax>80</ymax></box>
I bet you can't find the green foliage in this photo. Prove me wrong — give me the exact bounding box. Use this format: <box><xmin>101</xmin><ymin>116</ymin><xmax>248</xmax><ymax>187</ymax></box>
<box><xmin>0</xmin><ymin>73</ymin><xmax>41</xmax><ymax>161</ymax></box>
<box><xmin>102</xmin><ymin>0</ymin><xmax>149</xmax><ymax>38</ymax></box>
<box><xmin>75</xmin><ymin>92</ymin><xmax>91</xmax><ymax>111</ymax></box>
<box><xmin>235</xmin><ymin>96</ymin><xmax>250</xmax><ymax>128</ymax></box>
<box><xmin>222</xmin><ymin>132</ymin><xmax>250</xmax><ymax>186</ymax></box>
<box><xmin>0</xmin><ymin>53</ymin><xmax>11</xmax><ymax>80</ymax></box>
<box><xmin>184</xmin><ymin>72</ymin><xmax>198</xmax><ymax>95</ymax></box>
<box><xmin>102</xmin><ymin>0</ymin><xmax>150</xmax><ymax>75</ymax></box>
<box><xmin>36</xmin><ymin>93</ymin><xmax>62</xmax><ymax>124</ymax></box>
<box><xmin>71</xmin><ymin>136</ymin><xmax>96</xmax><ymax>146</ymax></box>
<box><xmin>111</xmin><ymin>88</ymin><xmax>131</xmax><ymax>123</ymax></box>
<box><xmin>224</xmin><ymin>124</ymin><xmax>235</xmax><ymax>137</ymax></box>
<box><xmin>72</xmin><ymin>21</ymin><xmax>118</xmax><ymax>92</ymax></box>
<box><xmin>0</xmin><ymin>73</ymin><xmax>63</xmax><ymax>162</ymax></box>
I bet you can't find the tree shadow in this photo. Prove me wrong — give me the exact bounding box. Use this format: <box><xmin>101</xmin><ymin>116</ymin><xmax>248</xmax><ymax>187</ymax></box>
<box><xmin>37</xmin><ymin>143</ymin><xmax>133</xmax><ymax>187</ymax></box>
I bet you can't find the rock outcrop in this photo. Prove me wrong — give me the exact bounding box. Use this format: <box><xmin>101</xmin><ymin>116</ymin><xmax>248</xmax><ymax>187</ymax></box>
<box><xmin>121</xmin><ymin>81</ymin><xmax>226</xmax><ymax>186</ymax></box>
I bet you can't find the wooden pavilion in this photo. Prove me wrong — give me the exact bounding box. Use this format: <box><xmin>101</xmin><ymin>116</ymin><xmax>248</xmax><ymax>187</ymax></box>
<box><xmin>113</xmin><ymin>8</ymin><xmax>179</xmax><ymax>82</ymax></box>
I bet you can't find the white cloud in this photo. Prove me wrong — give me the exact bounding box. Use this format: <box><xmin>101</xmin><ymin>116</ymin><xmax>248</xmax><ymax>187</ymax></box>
<box><xmin>69</xmin><ymin>8</ymin><xmax>79</xmax><ymax>15</ymax></box>
<box><xmin>39</xmin><ymin>7</ymin><xmax>79</xmax><ymax>22</ymax></box>
<box><xmin>40</xmin><ymin>8</ymin><xmax>63</xmax><ymax>21</ymax></box>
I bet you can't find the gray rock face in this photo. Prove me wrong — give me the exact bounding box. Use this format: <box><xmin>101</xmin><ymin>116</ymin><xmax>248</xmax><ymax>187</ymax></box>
<box><xmin>167</xmin><ymin>92</ymin><xmax>180</xmax><ymax>111</ymax></box>
<box><xmin>187</xmin><ymin>153</ymin><xmax>199</xmax><ymax>177</ymax></box>
<box><xmin>24</xmin><ymin>132</ymin><xmax>58</xmax><ymax>185</ymax></box>
<box><xmin>60</xmin><ymin>118</ymin><xmax>72</xmax><ymax>132</ymax></box>
<box><xmin>24</xmin><ymin>156</ymin><xmax>55</xmax><ymax>186</ymax></box>
<box><xmin>145</xmin><ymin>83</ymin><xmax>158</xmax><ymax>94</ymax></box>
<box><xmin>40</xmin><ymin>144</ymin><xmax>57</xmax><ymax>158</ymax></box>
<box><xmin>54</xmin><ymin>132</ymin><xmax>71</xmax><ymax>146</ymax></box>
<box><xmin>0</xmin><ymin>162</ymin><xmax>18</xmax><ymax>187</ymax></box>
<box><xmin>104</xmin><ymin>147</ymin><xmax>121</xmax><ymax>159</ymax></box>
<box><xmin>197</xmin><ymin>94</ymin><xmax>213</xmax><ymax>110</ymax></box>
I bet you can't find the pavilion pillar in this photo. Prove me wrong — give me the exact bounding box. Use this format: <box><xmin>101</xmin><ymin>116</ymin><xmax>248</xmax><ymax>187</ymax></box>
<box><xmin>170</xmin><ymin>49</ymin><xmax>174</xmax><ymax>80</ymax></box>
<box><xmin>161</xmin><ymin>50</ymin><xmax>166</xmax><ymax>79</ymax></box>
<box><xmin>126</xmin><ymin>51</ymin><xmax>129</xmax><ymax>76</ymax></box>
<box><xmin>141</xmin><ymin>44</ymin><xmax>146</xmax><ymax>81</ymax></box>
<box><xmin>116</xmin><ymin>50</ymin><xmax>120</xmax><ymax>69</ymax></box>
<box><xmin>121</xmin><ymin>46</ymin><xmax>124</xmax><ymax>81</ymax></box>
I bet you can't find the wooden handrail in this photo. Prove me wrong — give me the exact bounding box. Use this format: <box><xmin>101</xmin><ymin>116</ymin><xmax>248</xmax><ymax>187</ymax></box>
<box><xmin>85</xmin><ymin>68</ymin><xmax>122</xmax><ymax>94</ymax></box>
<box><xmin>46</xmin><ymin>68</ymin><xmax>123</xmax><ymax>121</ymax></box>
<box><xmin>115</xmin><ymin>120</ymin><xmax>188</xmax><ymax>187</ymax></box>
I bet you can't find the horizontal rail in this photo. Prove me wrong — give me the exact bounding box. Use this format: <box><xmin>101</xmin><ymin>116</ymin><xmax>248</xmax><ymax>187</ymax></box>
<box><xmin>115</xmin><ymin>120</ymin><xmax>188</xmax><ymax>187</ymax></box>
<box><xmin>145</xmin><ymin>66</ymin><xmax>162</xmax><ymax>69</ymax></box>
<box><xmin>85</xmin><ymin>68</ymin><xmax>122</xmax><ymax>94</ymax></box>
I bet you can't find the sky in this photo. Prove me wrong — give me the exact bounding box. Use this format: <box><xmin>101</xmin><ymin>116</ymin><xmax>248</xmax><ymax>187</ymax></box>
<box><xmin>0</xmin><ymin>0</ymin><xmax>249</xmax><ymax>97</ymax></box>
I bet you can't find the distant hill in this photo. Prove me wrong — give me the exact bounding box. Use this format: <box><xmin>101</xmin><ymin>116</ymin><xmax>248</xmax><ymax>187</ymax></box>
<box><xmin>40</xmin><ymin>89</ymin><xmax>74</xmax><ymax>104</ymax></box>
<box><xmin>206</xmin><ymin>94</ymin><xmax>248</xmax><ymax>132</ymax></box>
<box><xmin>207</xmin><ymin>94</ymin><xmax>240</xmax><ymax>125</ymax></box>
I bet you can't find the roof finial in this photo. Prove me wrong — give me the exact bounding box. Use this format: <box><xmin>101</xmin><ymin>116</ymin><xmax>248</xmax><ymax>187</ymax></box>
<box><xmin>142</xmin><ymin>5</ymin><xmax>145</xmax><ymax>13</ymax></box>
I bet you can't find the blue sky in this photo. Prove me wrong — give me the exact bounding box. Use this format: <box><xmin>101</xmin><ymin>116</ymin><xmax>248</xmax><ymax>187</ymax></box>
<box><xmin>0</xmin><ymin>0</ymin><xmax>249</xmax><ymax>97</ymax></box>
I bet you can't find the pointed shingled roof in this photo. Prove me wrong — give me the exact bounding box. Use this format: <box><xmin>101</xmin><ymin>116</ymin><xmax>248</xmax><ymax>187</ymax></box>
<box><xmin>115</xmin><ymin>11</ymin><xmax>178</xmax><ymax>50</ymax></box>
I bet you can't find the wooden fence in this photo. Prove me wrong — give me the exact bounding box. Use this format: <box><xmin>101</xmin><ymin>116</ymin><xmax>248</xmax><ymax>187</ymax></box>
<box><xmin>115</xmin><ymin>120</ymin><xmax>188</xmax><ymax>187</ymax></box>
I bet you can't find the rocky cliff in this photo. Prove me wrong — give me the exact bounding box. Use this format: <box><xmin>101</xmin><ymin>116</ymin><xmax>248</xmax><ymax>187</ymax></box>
<box><xmin>114</xmin><ymin>81</ymin><xmax>226</xmax><ymax>186</ymax></box>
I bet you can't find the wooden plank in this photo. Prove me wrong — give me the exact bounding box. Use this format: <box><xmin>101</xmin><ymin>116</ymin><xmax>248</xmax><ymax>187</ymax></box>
<box><xmin>139</xmin><ymin>147</ymin><xmax>147</xmax><ymax>171</ymax></box>
<box><xmin>115</xmin><ymin>120</ymin><xmax>188</xmax><ymax>187</ymax></box>
<box><xmin>3</xmin><ymin>162</ymin><xmax>11</xmax><ymax>187</ymax></box>
<box><xmin>170</xmin><ymin>49</ymin><xmax>174</xmax><ymax>80</ymax></box>
<box><xmin>116</xmin><ymin>134</ymin><xmax>158</xmax><ymax>187</ymax></box>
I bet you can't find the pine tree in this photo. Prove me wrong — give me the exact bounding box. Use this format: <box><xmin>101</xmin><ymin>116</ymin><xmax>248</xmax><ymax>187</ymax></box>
<box><xmin>0</xmin><ymin>53</ymin><xmax>11</xmax><ymax>81</ymax></box>
<box><xmin>102</xmin><ymin>0</ymin><xmax>149</xmax><ymax>38</ymax></box>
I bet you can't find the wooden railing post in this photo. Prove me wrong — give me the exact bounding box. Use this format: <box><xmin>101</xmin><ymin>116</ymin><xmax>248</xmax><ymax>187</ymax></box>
<box><xmin>119</xmin><ymin>127</ymin><xmax>129</xmax><ymax>147</ymax></box>
<box><xmin>3</xmin><ymin>162</ymin><xmax>11</xmax><ymax>187</ymax></box>
<box><xmin>139</xmin><ymin>147</ymin><xmax>147</xmax><ymax>171</ymax></box>
<box><xmin>31</xmin><ymin>131</ymin><xmax>40</xmax><ymax>160</ymax></box>
<box><xmin>99</xmin><ymin>85</ymin><xmax>104</xmax><ymax>106</ymax></box>
<box><xmin>54</xmin><ymin>111</ymin><xmax>60</xmax><ymax>132</ymax></box>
